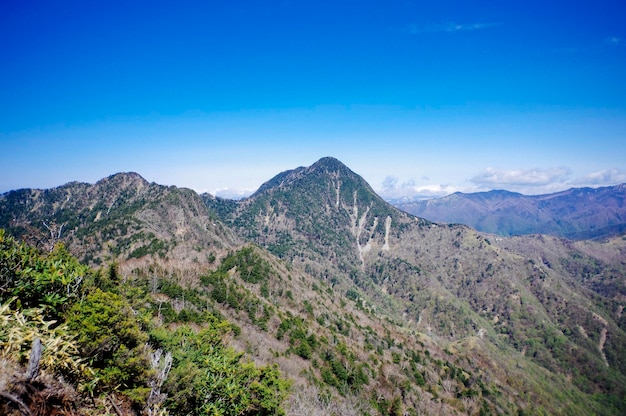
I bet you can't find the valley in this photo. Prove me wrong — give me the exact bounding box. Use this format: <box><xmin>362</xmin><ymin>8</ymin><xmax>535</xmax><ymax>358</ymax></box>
<box><xmin>1</xmin><ymin>157</ymin><xmax>625</xmax><ymax>415</ymax></box>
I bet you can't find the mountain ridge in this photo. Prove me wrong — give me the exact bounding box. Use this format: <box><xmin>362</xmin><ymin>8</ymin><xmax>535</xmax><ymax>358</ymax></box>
<box><xmin>203</xmin><ymin>157</ymin><xmax>626</xmax><ymax>413</ymax></box>
<box><xmin>393</xmin><ymin>183</ymin><xmax>626</xmax><ymax>240</ymax></box>
<box><xmin>1</xmin><ymin>157</ymin><xmax>626</xmax><ymax>415</ymax></box>
<box><xmin>0</xmin><ymin>172</ymin><xmax>240</xmax><ymax>265</ymax></box>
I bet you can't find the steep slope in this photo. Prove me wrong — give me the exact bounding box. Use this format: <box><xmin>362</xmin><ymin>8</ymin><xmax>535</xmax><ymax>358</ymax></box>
<box><xmin>1</xmin><ymin>167</ymin><xmax>511</xmax><ymax>414</ymax></box>
<box><xmin>205</xmin><ymin>156</ymin><xmax>429</xmax><ymax>273</ymax></box>
<box><xmin>393</xmin><ymin>185</ymin><xmax>626</xmax><ymax>239</ymax></box>
<box><xmin>206</xmin><ymin>157</ymin><xmax>626</xmax><ymax>414</ymax></box>
<box><xmin>0</xmin><ymin>172</ymin><xmax>239</xmax><ymax>267</ymax></box>
<box><xmin>2</xmin><ymin>161</ymin><xmax>626</xmax><ymax>414</ymax></box>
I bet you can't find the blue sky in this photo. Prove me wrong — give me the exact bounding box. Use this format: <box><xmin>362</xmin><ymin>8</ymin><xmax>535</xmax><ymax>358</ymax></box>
<box><xmin>1</xmin><ymin>1</ymin><xmax>625</xmax><ymax>199</ymax></box>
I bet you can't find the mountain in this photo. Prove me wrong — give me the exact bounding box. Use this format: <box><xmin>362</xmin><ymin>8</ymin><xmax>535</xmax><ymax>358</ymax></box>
<box><xmin>204</xmin><ymin>156</ymin><xmax>429</xmax><ymax>273</ymax></box>
<box><xmin>392</xmin><ymin>185</ymin><xmax>626</xmax><ymax>240</ymax></box>
<box><xmin>205</xmin><ymin>157</ymin><xmax>626</xmax><ymax>414</ymax></box>
<box><xmin>0</xmin><ymin>172</ymin><xmax>239</xmax><ymax>267</ymax></box>
<box><xmin>2</xmin><ymin>158</ymin><xmax>626</xmax><ymax>415</ymax></box>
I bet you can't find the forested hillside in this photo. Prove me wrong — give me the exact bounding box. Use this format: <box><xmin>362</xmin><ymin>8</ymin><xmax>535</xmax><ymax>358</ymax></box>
<box><xmin>1</xmin><ymin>157</ymin><xmax>625</xmax><ymax>415</ymax></box>
<box><xmin>0</xmin><ymin>230</ymin><xmax>289</xmax><ymax>415</ymax></box>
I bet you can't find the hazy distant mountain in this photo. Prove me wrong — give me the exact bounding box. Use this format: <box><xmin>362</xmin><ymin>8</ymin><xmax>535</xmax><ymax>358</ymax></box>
<box><xmin>392</xmin><ymin>185</ymin><xmax>626</xmax><ymax>239</ymax></box>
<box><xmin>2</xmin><ymin>158</ymin><xmax>626</xmax><ymax>414</ymax></box>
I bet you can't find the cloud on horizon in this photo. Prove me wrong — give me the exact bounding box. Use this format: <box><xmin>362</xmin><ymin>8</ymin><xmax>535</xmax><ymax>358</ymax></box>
<box><xmin>469</xmin><ymin>166</ymin><xmax>626</xmax><ymax>195</ymax></box>
<box><xmin>379</xmin><ymin>175</ymin><xmax>459</xmax><ymax>199</ymax></box>
<box><xmin>574</xmin><ymin>168</ymin><xmax>626</xmax><ymax>186</ymax></box>
<box><xmin>471</xmin><ymin>167</ymin><xmax>572</xmax><ymax>189</ymax></box>
<box><xmin>213</xmin><ymin>187</ymin><xmax>255</xmax><ymax>200</ymax></box>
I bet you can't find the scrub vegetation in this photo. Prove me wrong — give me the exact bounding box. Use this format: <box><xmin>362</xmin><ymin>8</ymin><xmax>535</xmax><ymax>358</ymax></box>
<box><xmin>1</xmin><ymin>157</ymin><xmax>626</xmax><ymax>415</ymax></box>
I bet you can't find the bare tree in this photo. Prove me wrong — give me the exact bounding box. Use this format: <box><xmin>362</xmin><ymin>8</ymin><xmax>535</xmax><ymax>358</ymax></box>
<box><xmin>145</xmin><ymin>347</ymin><xmax>173</xmax><ymax>415</ymax></box>
<box><xmin>41</xmin><ymin>220</ymin><xmax>65</xmax><ymax>252</ymax></box>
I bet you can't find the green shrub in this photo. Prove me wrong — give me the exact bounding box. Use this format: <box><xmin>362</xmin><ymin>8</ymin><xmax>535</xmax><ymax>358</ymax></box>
<box><xmin>66</xmin><ymin>288</ymin><xmax>151</xmax><ymax>405</ymax></box>
<box><xmin>0</xmin><ymin>230</ymin><xmax>88</xmax><ymax>319</ymax></box>
<box><xmin>151</xmin><ymin>322</ymin><xmax>291</xmax><ymax>415</ymax></box>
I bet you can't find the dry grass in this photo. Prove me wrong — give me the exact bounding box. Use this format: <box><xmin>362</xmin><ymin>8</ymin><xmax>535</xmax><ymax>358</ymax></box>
<box><xmin>284</xmin><ymin>384</ymin><xmax>373</xmax><ymax>416</ymax></box>
<box><xmin>0</xmin><ymin>357</ymin><xmax>79</xmax><ymax>416</ymax></box>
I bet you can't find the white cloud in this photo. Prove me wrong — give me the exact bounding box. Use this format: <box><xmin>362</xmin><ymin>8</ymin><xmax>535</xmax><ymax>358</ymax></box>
<box><xmin>471</xmin><ymin>167</ymin><xmax>572</xmax><ymax>189</ymax></box>
<box><xmin>468</xmin><ymin>166</ymin><xmax>626</xmax><ymax>195</ymax></box>
<box><xmin>574</xmin><ymin>168</ymin><xmax>626</xmax><ymax>186</ymax></box>
<box><xmin>373</xmin><ymin>166</ymin><xmax>626</xmax><ymax>201</ymax></box>
<box><xmin>382</xmin><ymin>176</ymin><xmax>399</xmax><ymax>193</ymax></box>
<box><xmin>213</xmin><ymin>188</ymin><xmax>255</xmax><ymax>200</ymax></box>
<box><xmin>404</xmin><ymin>22</ymin><xmax>499</xmax><ymax>34</ymax></box>
<box><xmin>376</xmin><ymin>164</ymin><xmax>626</xmax><ymax>200</ymax></box>
<box><xmin>378</xmin><ymin>176</ymin><xmax>460</xmax><ymax>199</ymax></box>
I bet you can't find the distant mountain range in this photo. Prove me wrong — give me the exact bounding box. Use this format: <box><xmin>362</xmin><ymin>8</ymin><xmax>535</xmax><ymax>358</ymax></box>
<box><xmin>391</xmin><ymin>184</ymin><xmax>626</xmax><ymax>240</ymax></box>
<box><xmin>2</xmin><ymin>157</ymin><xmax>626</xmax><ymax>415</ymax></box>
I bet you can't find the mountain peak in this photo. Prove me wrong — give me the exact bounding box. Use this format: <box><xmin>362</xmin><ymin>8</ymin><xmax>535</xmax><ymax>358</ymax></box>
<box><xmin>304</xmin><ymin>157</ymin><xmax>364</xmax><ymax>182</ymax></box>
<box><xmin>101</xmin><ymin>171</ymin><xmax>148</xmax><ymax>184</ymax></box>
<box><xmin>94</xmin><ymin>172</ymin><xmax>149</xmax><ymax>192</ymax></box>
<box><xmin>222</xmin><ymin>157</ymin><xmax>420</xmax><ymax>270</ymax></box>
<box><xmin>309</xmin><ymin>156</ymin><xmax>349</xmax><ymax>171</ymax></box>
<box><xmin>253</xmin><ymin>157</ymin><xmax>359</xmax><ymax>197</ymax></box>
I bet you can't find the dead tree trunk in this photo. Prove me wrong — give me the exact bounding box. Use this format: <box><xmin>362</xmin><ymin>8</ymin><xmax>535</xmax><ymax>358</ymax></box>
<box><xmin>25</xmin><ymin>338</ymin><xmax>42</xmax><ymax>381</ymax></box>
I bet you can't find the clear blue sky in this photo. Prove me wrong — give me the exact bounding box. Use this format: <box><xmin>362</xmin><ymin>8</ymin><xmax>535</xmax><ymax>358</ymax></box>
<box><xmin>2</xmin><ymin>0</ymin><xmax>625</xmax><ymax>199</ymax></box>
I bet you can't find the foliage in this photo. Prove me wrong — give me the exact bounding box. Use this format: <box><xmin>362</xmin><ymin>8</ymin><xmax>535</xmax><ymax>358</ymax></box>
<box><xmin>0</xmin><ymin>232</ymin><xmax>292</xmax><ymax>415</ymax></box>
<box><xmin>66</xmin><ymin>288</ymin><xmax>152</xmax><ymax>404</ymax></box>
<box><xmin>128</xmin><ymin>236</ymin><xmax>169</xmax><ymax>259</ymax></box>
<box><xmin>218</xmin><ymin>246</ymin><xmax>273</xmax><ymax>284</ymax></box>
<box><xmin>200</xmin><ymin>248</ymin><xmax>275</xmax><ymax>331</ymax></box>
<box><xmin>151</xmin><ymin>322</ymin><xmax>291</xmax><ymax>416</ymax></box>
<box><xmin>0</xmin><ymin>298</ymin><xmax>91</xmax><ymax>381</ymax></box>
<box><xmin>0</xmin><ymin>229</ymin><xmax>88</xmax><ymax>319</ymax></box>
